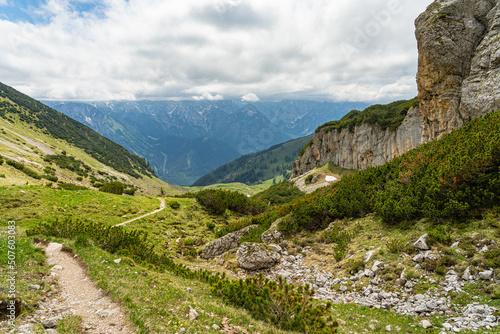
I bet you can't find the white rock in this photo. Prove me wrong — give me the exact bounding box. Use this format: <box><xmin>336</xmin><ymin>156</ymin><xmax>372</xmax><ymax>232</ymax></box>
<box><xmin>212</xmin><ymin>324</ymin><xmax>221</xmax><ymax>330</ymax></box>
<box><xmin>113</xmin><ymin>258</ymin><xmax>121</xmax><ymax>264</ymax></box>
<box><xmin>46</xmin><ymin>243</ymin><xmax>63</xmax><ymax>253</ymax></box>
<box><xmin>443</xmin><ymin>323</ymin><xmax>453</xmax><ymax>331</ymax></box>
<box><xmin>479</xmin><ymin>270</ymin><xmax>493</xmax><ymax>280</ymax></box>
<box><xmin>462</xmin><ymin>267</ymin><xmax>472</xmax><ymax>281</ymax></box>
<box><xmin>189</xmin><ymin>306</ymin><xmax>199</xmax><ymax>321</ymax></box>
<box><xmin>372</xmin><ymin>260</ymin><xmax>383</xmax><ymax>272</ymax></box>
<box><xmin>414</xmin><ymin>234</ymin><xmax>430</xmax><ymax>251</ymax></box>
<box><xmin>419</xmin><ymin>320</ymin><xmax>433</xmax><ymax>329</ymax></box>
<box><xmin>42</xmin><ymin>317</ymin><xmax>60</xmax><ymax>328</ymax></box>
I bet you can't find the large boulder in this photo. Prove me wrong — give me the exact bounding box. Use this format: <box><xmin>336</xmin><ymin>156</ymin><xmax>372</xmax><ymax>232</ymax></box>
<box><xmin>201</xmin><ymin>225</ymin><xmax>258</xmax><ymax>259</ymax></box>
<box><xmin>237</xmin><ymin>242</ymin><xmax>280</xmax><ymax>270</ymax></box>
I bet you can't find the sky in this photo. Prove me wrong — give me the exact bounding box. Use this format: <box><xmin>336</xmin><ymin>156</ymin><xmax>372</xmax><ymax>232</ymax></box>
<box><xmin>0</xmin><ymin>0</ymin><xmax>432</xmax><ymax>102</ymax></box>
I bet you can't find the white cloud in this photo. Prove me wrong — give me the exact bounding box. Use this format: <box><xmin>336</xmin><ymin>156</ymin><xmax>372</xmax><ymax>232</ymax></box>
<box><xmin>192</xmin><ymin>92</ymin><xmax>224</xmax><ymax>101</ymax></box>
<box><xmin>0</xmin><ymin>0</ymin><xmax>8</xmax><ymax>6</ymax></box>
<box><xmin>0</xmin><ymin>0</ymin><xmax>433</xmax><ymax>102</ymax></box>
<box><xmin>241</xmin><ymin>93</ymin><xmax>260</xmax><ymax>102</ymax></box>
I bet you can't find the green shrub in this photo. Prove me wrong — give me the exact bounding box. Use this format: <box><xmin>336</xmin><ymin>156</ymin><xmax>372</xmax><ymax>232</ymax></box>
<box><xmin>318</xmin><ymin>98</ymin><xmax>419</xmax><ymax>133</ymax></box>
<box><xmin>196</xmin><ymin>189</ymin><xmax>228</xmax><ymax>215</ymax></box>
<box><xmin>484</xmin><ymin>245</ymin><xmax>500</xmax><ymax>268</ymax></box>
<box><xmin>0</xmin><ymin>174</ymin><xmax>5</xmax><ymax>178</ymax></box>
<box><xmin>345</xmin><ymin>258</ymin><xmax>365</xmax><ymax>274</ymax></box>
<box><xmin>299</xmin><ymin>139</ymin><xmax>313</xmax><ymax>157</ymax></box>
<box><xmin>42</xmin><ymin>174</ymin><xmax>58</xmax><ymax>182</ymax></box>
<box><xmin>168</xmin><ymin>201</ymin><xmax>181</xmax><ymax>210</ymax></box>
<box><xmin>6</xmin><ymin>159</ymin><xmax>24</xmax><ymax>170</ymax></box>
<box><xmin>277</xmin><ymin>215</ymin><xmax>301</xmax><ymax>236</ymax></box>
<box><xmin>323</xmin><ymin>225</ymin><xmax>354</xmax><ymax>261</ymax></box>
<box><xmin>183</xmin><ymin>249</ymin><xmax>197</xmax><ymax>258</ymax></box>
<box><xmin>206</xmin><ymin>222</ymin><xmax>216</xmax><ymax>230</ymax></box>
<box><xmin>123</xmin><ymin>188</ymin><xmax>137</xmax><ymax>196</ymax></box>
<box><xmin>196</xmin><ymin>189</ymin><xmax>267</xmax><ymax>216</ymax></box>
<box><xmin>99</xmin><ymin>181</ymin><xmax>125</xmax><ymax>195</ymax></box>
<box><xmin>437</xmin><ymin>255</ymin><xmax>458</xmax><ymax>268</ymax></box>
<box><xmin>386</xmin><ymin>238</ymin><xmax>405</xmax><ymax>254</ymax></box>
<box><xmin>487</xmin><ymin>285</ymin><xmax>500</xmax><ymax>299</ymax></box>
<box><xmin>6</xmin><ymin>159</ymin><xmax>42</xmax><ymax>179</ymax></box>
<box><xmin>427</xmin><ymin>225</ymin><xmax>453</xmax><ymax>246</ymax></box>
<box><xmin>252</xmin><ymin>181</ymin><xmax>303</xmax><ymax>205</ymax></box>
<box><xmin>75</xmin><ymin>234</ymin><xmax>92</xmax><ymax>247</ymax></box>
<box><xmin>184</xmin><ymin>238</ymin><xmax>195</xmax><ymax>246</ymax></box>
<box><xmin>305</xmin><ymin>174</ymin><xmax>314</xmax><ymax>184</ymax></box>
<box><xmin>212</xmin><ymin>274</ymin><xmax>336</xmax><ymax>333</ymax></box>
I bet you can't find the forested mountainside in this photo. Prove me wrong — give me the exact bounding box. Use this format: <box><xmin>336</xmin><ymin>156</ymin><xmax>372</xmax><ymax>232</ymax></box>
<box><xmin>0</xmin><ymin>82</ymin><xmax>155</xmax><ymax>179</ymax></box>
<box><xmin>193</xmin><ymin>135</ymin><xmax>313</xmax><ymax>186</ymax></box>
<box><xmin>47</xmin><ymin>100</ymin><xmax>368</xmax><ymax>185</ymax></box>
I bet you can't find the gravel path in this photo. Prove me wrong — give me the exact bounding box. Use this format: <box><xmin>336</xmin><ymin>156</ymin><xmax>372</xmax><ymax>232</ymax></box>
<box><xmin>114</xmin><ymin>197</ymin><xmax>165</xmax><ymax>227</ymax></box>
<box><xmin>43</xmin><ymin>242</ymin><xmax>136</xmax><ymax>333</ymax></box>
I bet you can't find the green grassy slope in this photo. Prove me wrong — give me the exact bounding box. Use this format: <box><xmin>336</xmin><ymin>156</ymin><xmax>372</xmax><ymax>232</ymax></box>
<box><xmin>0</xmin><ymin>82</ymin><xmax>154</xmax><ymax>179</ymax></box>
<box><xmin>0</xmin><ymin>82</ymin><xmax>176</xmax><ymax>196</ymax></box>
<box><xmin>192</xmin><ymin>135</ymin><xmax>313</xmax><ymax>186</ymax></box>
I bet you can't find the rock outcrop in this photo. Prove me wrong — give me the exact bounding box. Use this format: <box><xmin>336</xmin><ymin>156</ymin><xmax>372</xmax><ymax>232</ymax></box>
<box><xmin>237</xmin><ymin>243</ymin><xmax>280</xmax><ymax>270</ymax></box>
<box><xmin>293</xmin><ymin>106</ymin><xmax>424</xmax><ymax>176</ymax></box>
<box><xmin>293</xmin><ymin>0</ymin><xmax>500</xmax><ymax>177</ymax></box>
<box><xmin>261</xmin><ymin>218</ymin><xmax>284</xmax><ymax>244</ymax></box>
<box><xmin>416</xmin><ymin>0</ymin><xmax>500</xmax><ymax>142</ymax></box>
<box><xmin>200</xmin><ymin>225</ymin><xmax>258</xmax><ymax>260</ymax></box>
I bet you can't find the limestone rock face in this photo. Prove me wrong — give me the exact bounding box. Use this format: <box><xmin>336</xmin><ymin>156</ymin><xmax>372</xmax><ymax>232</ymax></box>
<box><xmin>293</xmin><ymin>106</ymin><xmax>424</xmax><ymax>176</ymax></box>
<box><xmin>416</xmin><ymin>0</ymin><xmax>500</xmax><ymax>142</ymax></box>
<box><xmin>200</xmin><ymin>225</ymin><xmax>258</xmax><ymax>260</ymax></box>
<box><xmin>293</xmin><ymin>0</ymin><xmax>500</xmax><ymax>177</ymax></box>
<box><xmin>237</xmin><ymin>242</ymin><xmax>280</xmax><ymax>270</ymax></box>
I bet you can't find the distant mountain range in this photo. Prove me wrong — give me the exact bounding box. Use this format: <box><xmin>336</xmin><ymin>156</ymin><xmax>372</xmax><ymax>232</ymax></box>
<box><xmin>192</xmin><ymin>135</ymin><xmax>313</xmax><ymax>187</ymax></box>
<box><xmin>46</xmin><ymin>100</ymin><xmax>369</xmax><ymax>185</ymax></box>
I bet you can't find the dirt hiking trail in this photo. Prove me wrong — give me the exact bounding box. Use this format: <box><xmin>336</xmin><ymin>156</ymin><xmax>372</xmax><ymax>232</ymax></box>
<box><xmin>114</xmin><ymin>198</ymin><xmax>165</xmax><ymax>227</ymax></box>
<box><xmin>42</xmin><ymin>242</ymin><xmax>136</xmax><ymax>333</ymax></box>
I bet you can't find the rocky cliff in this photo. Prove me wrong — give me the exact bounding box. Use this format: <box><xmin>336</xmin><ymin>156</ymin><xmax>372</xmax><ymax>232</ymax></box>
<box><xmin>293</xmin><ymin>0</ymin><xmax>500</xmax><ymax>177</ymax></box>
<box><xmin>417</xmin><ymin>0</ymin><xmax>500</xmax><ymax>142</ymax></box>
<box><xmin>293</xmin><ymin>106</ymin><xmax>424</xmax><ymax>175</ymax></box>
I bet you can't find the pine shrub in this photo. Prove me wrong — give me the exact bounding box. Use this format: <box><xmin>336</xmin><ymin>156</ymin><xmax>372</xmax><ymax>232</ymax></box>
<box><xmin>168</xmin><ymin>201</ymin><xmax>181</xmax><ymax>210</ymax></box>
<box><xmin>212</xmin><ymin>274</ymin><xmax>337</xmax><ymax>333</ymax></box>
<box><xmin>99</xmin><ymin>181</ymin><xmax>125</xmax><ymax>195</ymax></box>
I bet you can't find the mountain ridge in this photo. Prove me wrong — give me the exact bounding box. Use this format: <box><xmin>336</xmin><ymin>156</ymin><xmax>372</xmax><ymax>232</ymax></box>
<box><xmin>47</xmin><ymin>99</ymin><xmax>369</xmax><ymax>185</ymax></box>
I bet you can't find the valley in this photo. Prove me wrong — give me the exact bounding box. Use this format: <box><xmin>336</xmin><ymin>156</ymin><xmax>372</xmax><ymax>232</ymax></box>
<box><xmin>1</xmin><ymin>0</ymin><xmax>500</xmax><ymax>333</ymax></box>
<box><xmin>45</xmin><ymin>100</ymin><xmax>368</xmax><ymax>186</ymax></box>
